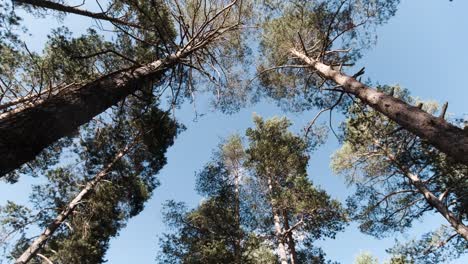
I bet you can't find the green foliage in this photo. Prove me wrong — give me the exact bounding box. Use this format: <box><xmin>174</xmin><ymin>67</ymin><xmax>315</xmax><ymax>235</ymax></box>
<box><xmin>158</xmin><ymin>116</ymin><xmax>345</xmax><ymax>263</ymax></box>
<box><xmin>1</xmin><ymin>105</ymin><xmax>180</xmax><ymax>263</ymax></box>
<box><xmin>332</xmin><ymin>85</ymin><xmax>468</xmax><ymax>261</ymax></box>
<box><xmin>246</xmin><ymin>115</ymin><xmax>346</xmax><ymax>241</ymax></box>
<box><xmin>158</xmin><ymin>134</ymin><xmax>268</xmax><ymax>263</ymax></box>
<box><xmin>112</xmin><ymin>0</ymin><xmax>177</xmax><ymax>60</ymax></box>
<box><xmin>354</xmin><ymin>251</ymin><xmax>378</xmax><ymax>264</ymax></box>
<box><xmin>159</xmin><ymin>197</ymin><xmax>269</xmax><ymax>264</ymax></box>
<box><xmin>385</xmin><ymin>255</ymin><xmax>414</xmax><ymax>264</ymax></box>
<box><xmin>387</xmin><ymin>226</ymin><xmax>466</xmax><ymax>264</ymax></box>
<box><xmin>256</xmin><ymin>0</ymin><xmax>399</xmax><ymax>111</ymax></box>
<box><xmin>0</xmin><ymin>1</ymin><xmax>22</xmax><ymax>45</ymax></box>
<box><xmin>41</xmin><ymin>27</ymin><xmax>124</xmax><ymax>84</ymax></box>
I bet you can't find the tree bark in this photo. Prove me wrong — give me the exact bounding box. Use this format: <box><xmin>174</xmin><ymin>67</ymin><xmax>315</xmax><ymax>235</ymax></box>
<box><xmin>267</xmin><ymin>178</ymin><xmax>289</xmax><ymax>264</ymax></box>
<box><xmin>235</xmin><ymin>178</ymin><xmax>242</xmax><ymax>263</ymax></box>
<box><xmin>273</xmin><ymin>210</ymin><xmax>289</xmax><ymax>264</ymax></box>
<box><xmin>291</xmin><ymin>48</ymin><xmax>468</xmax><ymax>166</ymax></box>
<box><xmin>0</xmin><ymin>47</ymin><xmax>190</xmax><ymax>177</ymax></box>
<box><xmin>282</xmin><ymin>211</ymin><xmax>298</xmax><ymax>264</ymax></box>
<box><xmin>15</xmin><ymin>140</ymin><xmax>134</xmax><ymax>264</ymax></box>
<box><xmin>232</xmin><ymin>161</ymin><xmax>242</xmax><ymax>264</ymax></box>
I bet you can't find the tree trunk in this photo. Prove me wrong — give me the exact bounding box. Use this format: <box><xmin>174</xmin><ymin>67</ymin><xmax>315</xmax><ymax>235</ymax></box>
<box><xmin>234</xmin><ymin>167</ymin><xmax>242</xmax><ymax>264</ymax></box>
<box><xmin>406</xmin><ymin>171</ymin><xmax>468</xmax><ymax>241</ymax></box>
<box><xmin>282</xmin><ymin>211</ymin><xmax>298</xmax><ymax>264</ymax></box>
<box><xmin>381</xmin><ymin>149</ymin><xmax>468</xmax><ymax>241</ymax></box>
<box><xmin>273</xmin><ymin>210</ymin><xmax>289</xmax><ymax>264</ymax></box>
<box><xmin>0</xmin><ymin>47</ymin><xmax>191</xmax><ymax>177</ymax></box>
<box><xmin>290</xmin><ymin>48</ymin><xmax>468</xmax><ymax>166</ymax></box>
<box><xmin>374</xmin><ymin>141</ymin><xmax>468</xmax><ymax>241</ymax></box>
<box><xmin>267</xmin><ymin>178</ymin><xmax>288</xmax><ymax>264</ymax></box>
<box><xmin>15</xmin><ymin>140</ymin><xmax>134</xmax><ymax>264</ymax></box>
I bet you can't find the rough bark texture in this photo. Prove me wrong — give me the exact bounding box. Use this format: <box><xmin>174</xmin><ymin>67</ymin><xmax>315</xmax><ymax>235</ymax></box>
<box><xmin>15</xmin><ymin>142</ymin><xmax>132</xmax><ymax>264</ymax></box>
<box><xmin>0</xmin><ymin>49</ymin><xmax>187</xmax><ymax>177</ymax></box>
<box><xmin>291</xmin><ymin>48</ymin><xmax>468</xmax><ymax>166</ymax></box>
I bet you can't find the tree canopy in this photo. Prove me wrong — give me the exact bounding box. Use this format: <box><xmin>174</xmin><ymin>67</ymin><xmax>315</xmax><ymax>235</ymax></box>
<box><xmin>158</xmin><ymin>116</ymin><xmax>347</xmax><ymax>264</ymax></box>
<box><xmin>0</xmin><ymin>0</ymin><xmax>466</xmax><ymax>263</ymax></box>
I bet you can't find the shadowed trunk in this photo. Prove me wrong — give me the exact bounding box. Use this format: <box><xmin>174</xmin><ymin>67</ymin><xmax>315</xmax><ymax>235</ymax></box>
<box><xmin>0</xmin><ymin>48</ymin><xmax>191</xmax><ymax>177</ymax></box>
<box><xmin>291</xmin><ymin>48</ymin><xmax>468</xmax><ymax>166</ymax></box>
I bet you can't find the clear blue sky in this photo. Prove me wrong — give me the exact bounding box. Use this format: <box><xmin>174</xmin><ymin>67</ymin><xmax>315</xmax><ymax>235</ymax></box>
<box><xmin>1</xmin><ymin>0</ymin><xmax>467</xmax><ymax>263</ymax></box>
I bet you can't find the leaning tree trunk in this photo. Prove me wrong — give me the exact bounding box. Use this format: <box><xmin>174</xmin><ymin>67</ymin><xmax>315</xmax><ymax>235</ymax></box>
<box><xmin>290</xmin><ymin>48</ymin><xmax>468</xmax><ymax>166</ymax></box>
<box><xmin>380</xmin><ymin>148</ymin><xmax>468</xmax><ymax>241</ymax></box>
<box><xmin>0</xmin><ymin>47</ymin><xmax>192</xmax><ymax>177</ymax></box>
<box><xmin>15</xmin><ymin>140</ymin><xmax>134</xmax><ymax>264</ymax></box>
<box><xmin>407</xmin><ymin>170</ymin><xmax>468</xmax><ymax>241</ymax></box>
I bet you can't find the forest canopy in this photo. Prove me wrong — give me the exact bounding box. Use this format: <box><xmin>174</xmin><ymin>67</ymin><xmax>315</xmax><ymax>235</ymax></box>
<box><xmin>0</xmin><ymin>0</ymin><xmax>466</xmax><ymax>264</ymax></box>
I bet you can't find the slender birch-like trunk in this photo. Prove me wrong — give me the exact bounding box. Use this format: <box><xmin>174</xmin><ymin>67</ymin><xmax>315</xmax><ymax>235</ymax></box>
<box><xmin>234</xmin><ymin>172</ymin><xmax>242</xmax><ymax>264</ymax></box>
<box><xmin>380</xmin><ymin>149</ymin><xmax>468</xmax><ymax>241</ymax></box>
<box><xmin>273</xmin><ymin>210</ymin><xmax>289</xmax><ymax>264</ymax></box>
<box><xmin>267</xmin><ymin>178</ymin><xmax>289</xmax><ymax>264</ymax></box>
<box><xmin>290</xmin><ymin>48</ymin><xmax>468</xmax><ymax>166</ymax></box>
<box><xmin>406</xmin><ymin>171</ymin><xmax>468</xmax><ymax>241</ymax></box>
<box><xmin>15</xmin><ymin>140</ymin><xmax>135</xmax><ymax>264</ymax></box>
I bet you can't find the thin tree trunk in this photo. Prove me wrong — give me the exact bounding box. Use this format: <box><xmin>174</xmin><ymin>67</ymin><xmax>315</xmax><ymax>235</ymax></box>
<box><xmin>13</xmin><ymin>0</ymin><xmax>142</xmax><ymax>28</ymax></box>
<box><xmin>0</xmin><ymin>47</ymin><xmax>192</xmax><ymax>177</ymax></box>
<box><xmin>282</xmin><ymin>211</ymin><xmax>298</xmax><ymax>264</ymax></box>
<box><xmin>267</xmin><ymin>178</ymin><xmax>288</xmax><ymax>264</ymax></box>
<box><xmin>381</xmin><ymin>149</ymin><xmax>468</xmax><ymax>241</ymax></box>
<box><xmin>406</xmin><ymin>171</ymin><xmax>468</xmax><ymax>241</ymax></box>
<box><xmin>15</xmin><ymin>139</ymin><xmax>135</xmax><ymax>264</ymax></box>
<box><xmin>273</xmin><ymin>210</ymin><xmax>289</xmax><ymax>264</ymax></box>
<box><xmin>233</xmin><ymin>165</ymin><xmax>242</xmax><ymax>264</ymax></box>
<box><xmin>291</xmin><ymin>48</ymin><xmax>468</xmax><ymax>166</ymax></box>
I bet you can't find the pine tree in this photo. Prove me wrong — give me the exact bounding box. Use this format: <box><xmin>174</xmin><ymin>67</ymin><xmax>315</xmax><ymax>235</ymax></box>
<box><xmin>158</xmin><ymin>117</ymin><xmax>347</xmax><ymax>264</ymax></box>
<box><xmin>1</xmin><ymin>105</ymin><xmax>180</xmax><ymax>263</ymax></box>
<box><xmin>256</xmin><ymin>0</ymin><xmax>467</xmax><ymax>165</ymax></box>
<box><xmin>331</xmin><ymin>86</ymin><xmax>468</xmax><ymax>263</ymax></box>
<box><xmin>0</xmin><ymin>0</ymin><xmax>249</xmax><ymax>177</ymax></box>
<box><xmin>245</xmin><ymin>115</ymin><xmax>346</xmax><ymax>263</ymax></box>
<box><xmin>158</xmin><ymin>135</ymin><xmax>273</xmax><ymax>264</ymax></box>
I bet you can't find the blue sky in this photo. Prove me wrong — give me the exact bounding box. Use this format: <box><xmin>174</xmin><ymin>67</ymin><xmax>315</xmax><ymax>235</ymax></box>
<box><xmin>1</xmin><ymin>0</ymin><xmax>467</xmax><ymax>263</ymax></box>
